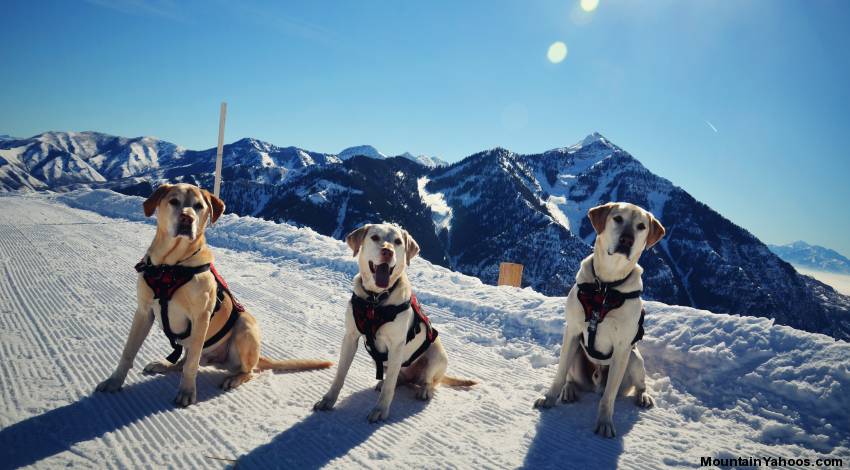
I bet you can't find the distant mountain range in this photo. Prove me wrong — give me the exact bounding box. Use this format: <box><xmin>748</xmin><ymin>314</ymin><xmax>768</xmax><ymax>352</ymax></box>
<box><xmin>338</xmin><ymin>144</ymin><xmax>446</xmax><ymax>168</ymax></box>
<box><xmin>769</xmin><ymin>241</ymin><xmax>850</xmax><ymax>274</ymax></box>
<box><xmin>1</xmin><ymin>130</ymin><xmax>848</xmax><ymax>340</ymax></box>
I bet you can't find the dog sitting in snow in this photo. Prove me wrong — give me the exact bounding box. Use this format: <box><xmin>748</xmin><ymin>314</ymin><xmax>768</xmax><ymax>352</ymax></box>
<box><xmin>96</xmin><ymin>183</ymin><xmax>332</xmax><ymax>406</ymax></box>
<box><xmin>534</xmin><ymin>202</ymin><xmax>665</xmax><ymax>437</ymax></box>
<box><xmin>314</xmin><ymin>223</ymin><xmax>477</xmax><ymax>422</ymax></box>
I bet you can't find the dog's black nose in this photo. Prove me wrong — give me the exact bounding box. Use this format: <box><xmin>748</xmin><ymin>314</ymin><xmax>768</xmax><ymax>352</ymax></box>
<box><xmin>381</xmin><ymin>248</ymin><xmax>394</xmax><ymax>258</ymax></box>
<box><xmin>179</xmin><ymin>214</ymin><xmax>193</xmax><ymax>224</ymax></box>
<box><xmin>619</xmin><ymin>234</ymin><xmax>634</xmax><ymax>247</ymax></box>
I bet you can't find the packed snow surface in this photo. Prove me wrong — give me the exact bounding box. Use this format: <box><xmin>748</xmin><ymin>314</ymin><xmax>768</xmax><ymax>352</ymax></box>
<box><xmin>0</xmin><ymin>190</ymin><xmax>847</xmax><ymax>469</ymax></box>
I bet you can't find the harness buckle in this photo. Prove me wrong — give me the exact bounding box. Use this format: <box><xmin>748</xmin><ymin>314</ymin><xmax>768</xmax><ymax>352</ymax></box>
<box><xmin>589</xmin><ymin>310</ymin><xmax>600</xmax><ymax>332</ymax></box>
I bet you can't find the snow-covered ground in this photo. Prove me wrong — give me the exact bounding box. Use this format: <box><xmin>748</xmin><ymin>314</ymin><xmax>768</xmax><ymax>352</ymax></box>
<box><xmin>0</xmin><ymin>190</ymin><xmax>848</xmax><ymax>469</ymax></box>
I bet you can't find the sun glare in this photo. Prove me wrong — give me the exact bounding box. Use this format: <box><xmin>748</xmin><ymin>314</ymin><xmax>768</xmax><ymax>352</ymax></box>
<box><xmin>580</xmin><ymin>0</ymin><xmax>599</xmax><ymax>12</ymax></box>
<box><xmin>547</xmin><ymin>41</ymin><xmax>568</xmax><ymax>63</ymax></box>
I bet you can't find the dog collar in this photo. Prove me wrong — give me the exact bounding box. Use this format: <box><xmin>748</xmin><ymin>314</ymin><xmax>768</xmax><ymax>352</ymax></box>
<box><xmin>358</xmin><ymin>278</ymin><xmax>402</xmax><ymax>306</ymax></box>
<box><xmin>589</xmin><ymin>261</ymin><xmax>633</xmax><ymax>290</ymax></box>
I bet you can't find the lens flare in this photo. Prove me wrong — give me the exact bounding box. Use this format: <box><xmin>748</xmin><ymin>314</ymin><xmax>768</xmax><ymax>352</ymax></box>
<box><xmin>547</xmin><ymin>41</ymin><xmax>568</xmax><ymax>63</ymax></box>
<box><xmin>580</xmin><ymin>0</ymin><xmax>599</xmax><ymax>12</ymax></box>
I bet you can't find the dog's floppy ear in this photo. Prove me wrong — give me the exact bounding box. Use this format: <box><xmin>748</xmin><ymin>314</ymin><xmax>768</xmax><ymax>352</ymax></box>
<box><xmin>202</xmin><ymin>189</ymin><xmax>225</xmax><ymax>224</ymax></box>
<box><xmin>404</xmin><ymin>230</ymin><xmax>420</xmax><ymax>263</ymax></box>
<box><xmin>143</xmin><ymin>184</ymin><xmax>173</xmax><ymax>217</ymax></box>
<box><xmin>646</xmin><ymin>213</ymin><xmax>666</xmax><ymax>248</ymax></box>
<box><xmin>346</xmin><ymin>225</ymin><xmax>370</xmax><ymax>257</ymax></box>
<box><xmin>587</xmin><ymin>202</ymin><xmax>616</xmax><ymax>235</ymax></box>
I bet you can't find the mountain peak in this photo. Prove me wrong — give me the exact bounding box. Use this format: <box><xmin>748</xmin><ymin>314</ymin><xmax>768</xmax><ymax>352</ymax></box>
<box><xmin>397</xmin><ymin>152</ymin><xmax>447</xmax><ymax>168</ymax></box>
<box><xmin>576</xmin><ymin>131</ymin><xmax>612</xmax><ymax>148</ymax></box>
<box><xmin>338</xmin><ymin>145</ymin><xmax>386</xmax><ymax>160</ymax></box>
<box><xmin>231</xmin><ymin>137</ymin><xmax>276</xmax><ymax>150</ymax></box>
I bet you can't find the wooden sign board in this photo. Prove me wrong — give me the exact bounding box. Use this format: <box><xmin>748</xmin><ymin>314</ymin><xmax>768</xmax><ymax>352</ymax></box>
<box><xmin>498</xmin><ymin>262</ymin><xmax>523</xmax><ymax>287</ymax></box>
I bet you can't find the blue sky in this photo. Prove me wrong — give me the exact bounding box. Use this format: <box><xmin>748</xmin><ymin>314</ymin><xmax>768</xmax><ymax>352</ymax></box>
<box><xmin>2</xmin><ymin>0</ymin><xmax>849</xmax><ymax>256</ymax></box>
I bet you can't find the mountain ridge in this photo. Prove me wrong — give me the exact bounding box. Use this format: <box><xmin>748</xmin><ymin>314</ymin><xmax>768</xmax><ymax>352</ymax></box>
<box><xmin>1</xmin><ymin>129</ymin><xmax>848</xmax><ymax>340</ymax></box>
<box><xmin>769</xmin><ymin>241</ymin><xmax>850</xmax><ymax>274</ymax></box>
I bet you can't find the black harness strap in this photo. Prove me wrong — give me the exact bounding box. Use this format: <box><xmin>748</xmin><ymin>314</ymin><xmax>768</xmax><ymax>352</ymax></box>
<box><xmin>575</xmin><ymin>264</ymin><xmax>644</xmax><ymax>361</ymax></box>
<box><xmin>135</xmin><ymin>257</ymin><xmax>243</xmax><ymax>363</ymax></box>
<box><xmin>350</xmin><ymin>281</ymin><xmax>438</xmax><ymax>380</ymax></box>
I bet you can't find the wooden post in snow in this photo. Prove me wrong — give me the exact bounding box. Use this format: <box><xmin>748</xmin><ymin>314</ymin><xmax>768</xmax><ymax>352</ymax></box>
<box><xmin>213</xmin><ymin>102</ymin><xmax>227</xmax><ymax>198</ymax></box>
<box><xmin>498</xmin><ymin>262</ymin><xmax>523</xmax><ymax>287</ymax></box>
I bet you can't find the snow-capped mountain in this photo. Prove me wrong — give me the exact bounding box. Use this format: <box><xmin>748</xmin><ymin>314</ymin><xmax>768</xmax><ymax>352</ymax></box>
<box><xmin>397</xmin><ymin>152</ymin><xmax>447</xmax><ymax>168</ymax></box>
<box><xmin>337</xmin><ymin>145</ymin><xmax>386</xmax><ymax>161</ymax></box>
<box><xmin>770</xmin><ymin>241</ymin><xmax>850</xmax><ymax>274</ymax></box>
<box><xmin>0</xmin><ymin>134</ymin><xmax>16</xmax><ymax>141</ymax></box>
<box><xmin>0</xmin><ymin>131</ymin><xmax>183</xmax><ymax>190</ymax></box>
<box><xmin>2</xmin><ymin>130</ymin><xmax>848</xmax><ymax>340</ymax></box>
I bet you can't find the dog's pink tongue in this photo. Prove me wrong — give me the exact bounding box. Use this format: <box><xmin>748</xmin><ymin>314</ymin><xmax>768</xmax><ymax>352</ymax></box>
<box><xmin>374</xmin><ymin>263</ymin><xmax>391</xmax><ymax>288</ymax></box>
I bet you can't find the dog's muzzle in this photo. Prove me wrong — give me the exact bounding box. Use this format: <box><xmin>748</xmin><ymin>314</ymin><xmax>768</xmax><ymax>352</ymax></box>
<box><xmin>614</xmin><ymin>233</ymin><xmax>634</xmax><ymax>255</ymax></box>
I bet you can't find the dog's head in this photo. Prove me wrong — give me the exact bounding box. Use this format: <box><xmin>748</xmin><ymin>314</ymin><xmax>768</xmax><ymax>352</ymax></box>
<box><xmin>587</xmin><ymin>202</ymin><xmax>665</xmax><ymax>262</ymax></box>
<box><xmin>345</xmin><ymin>223</ymin><xmax>420</xmax><ymax>291</ymax></box>
<box><xmin>143</xmin><ymin>183</ymin><xmax>225</xmax><ymax>241</ymax></box>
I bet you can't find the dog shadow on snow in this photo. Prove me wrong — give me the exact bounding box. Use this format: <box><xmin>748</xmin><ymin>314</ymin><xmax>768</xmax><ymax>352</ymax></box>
<box><xmin>522</xmin><ymin>395</ymin><xmax>641</xmax><ymax>469</ymax></box>
<box><xmin>238</xmin><ymin>387</ymin><xmax>429</xmax><ymax>468</ymax></box>
<box><xmin>0</xmin><ymin>372</ymin><xmax>228</xmax><ymax>469</ymax></box>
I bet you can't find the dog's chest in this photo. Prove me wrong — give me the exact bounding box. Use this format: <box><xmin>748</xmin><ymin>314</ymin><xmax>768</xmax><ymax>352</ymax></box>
<box><xmin>568</xmin><ymin>296</ymin><xmax>638</xmax><ymax>365</ymax></box>
<box><xmin>150</xmin><ymin>300</ymin><xmax>192</xmax><ymax>337</ymax></box>
<box><xmin>369</xmin><ymin>312</ymin><xmax>427</xmax><ymax>361</ymax></box>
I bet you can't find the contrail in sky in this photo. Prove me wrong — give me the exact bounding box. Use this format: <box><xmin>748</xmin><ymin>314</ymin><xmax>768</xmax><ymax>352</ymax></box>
<box><xmin>705</xmin><ymin>120</ymin><xmax>718</xmax><ymax>133</ymax></box>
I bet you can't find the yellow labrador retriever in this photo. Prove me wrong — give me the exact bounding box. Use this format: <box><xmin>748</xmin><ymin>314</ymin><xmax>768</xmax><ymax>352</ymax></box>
<box><xmin>534</xmin><ymin>202</ymin><xmax>665</xmax><ymax>437</ymax></box>
<box><xmin>96</xmin><ymin>183</ymin><xmax>332</xmax><ymax>406</ymax></box>
<box><xmin>314</xmin><ymin>223</ymin><xmax>476</xmax><ymax>422</ymax></box>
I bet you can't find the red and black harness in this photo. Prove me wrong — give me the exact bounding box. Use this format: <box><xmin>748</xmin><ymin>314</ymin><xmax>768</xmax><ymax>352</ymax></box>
<box><xmin>135</xmin><ymin>252</ymin><xmax>243</xmax><ymax>364</ymax></box>
<box><xmin>350</xmin><ymin>280</ymin><xmax>438</xmax><ymax>380</ymax></box>
<box><xmin>576</xmin><ymin>265</ymin><xmax>645</xmax><ymax>361</ymax></box>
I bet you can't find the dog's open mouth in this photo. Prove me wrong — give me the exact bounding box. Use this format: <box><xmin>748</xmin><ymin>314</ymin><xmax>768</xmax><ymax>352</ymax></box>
<box><xmin>176</xmin><ymin>223</ymin><xmax>193</xmax><ymax>237</ymax></box>
<box><xmin>369</xmin><ymin>261</ymin><xmax>394</xmax><ymax>288</ymax></box>
<box><xmin>614</xmin><ymin>244</ymin><xmax>631</xmax><ymax>256</ymax></box>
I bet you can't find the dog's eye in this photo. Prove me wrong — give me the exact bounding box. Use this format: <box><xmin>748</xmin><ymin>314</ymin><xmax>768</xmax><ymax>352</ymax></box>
<box><xmin>394</xmin><ymin>238</ymin><xmax>402</xmax><ymax>245</ymax></box>
<box><xmin>613</xmin><ymin>215</ymin><xmax>623</xmax><ymax>223</ymax></box>
<box><xmin>168</xmin><ymin>198</ymin><xmax>179</xmax><ymax>206</ymax></box>
<box><xmin>636</xmin><ymin>223</ymin><xmax>646</xmax><ymax>231</ymax></box>
<box><xmin>193</xmin><ymin>202</ymin><xmax>203</xmax><ymax>210</ymax></box>
<box><xmin>371</xmin><ymin>235</ymin><xmax>380</xmax><ymax>242</ymax></box>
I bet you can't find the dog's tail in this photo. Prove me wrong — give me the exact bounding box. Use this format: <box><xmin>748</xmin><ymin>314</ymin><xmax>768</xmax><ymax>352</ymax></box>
<box><xmin>440</xmin><ymin>375</ymin><xmax>479</xmax><ymax>387</ymax></box>
<box><xmin>256</xmin><ymin>356</ymin><xmax>333</xmax><ymax>372</ymax></box>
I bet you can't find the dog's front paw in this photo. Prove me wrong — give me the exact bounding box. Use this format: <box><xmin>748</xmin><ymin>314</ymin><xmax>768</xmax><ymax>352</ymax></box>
<box><xmin>560</xmin><ymin>382</ymin><xmax>579</xmax><ymax>403</ymax></box>
<box><xmin>416</xmin><ymin>385</ymin><xmax>435</xmax><ymax>401</ymax></box>
<box><xmin>174</xmin><ymin>387</ymin><xmax>197</xmax><ymax>408</ymax></box>
<box><xmin>313</xmin><ymin>395</ymin><xmax>337</xmax><ymax>411</ymax></box>
<box><xmin>143</xmin><ymin>360</ymin><xmax>173</xmax><ymax>375</ymax></box>
<box><xmin>95</xmin><ymin>376</ymin><xmax>124</xmax><ymax>393</ymax></box>
<box><xmin>367</xmin><ymin>405</ymin><xmax>389</xmax><ymax>423</ymax></box>
<box><xmin>594</xmin><ymin>415</ymin><xmax>617</xmax><ymax>438</ymax></box>
<box><xmin>636</xmin><ymin>391</ymin><xmax>655</xmax><ymax>408</ymax></box>
<box><xmin>533</xmin><ymin>394</ymin><xmax>557</xmax><ymax>409</ymax></box>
